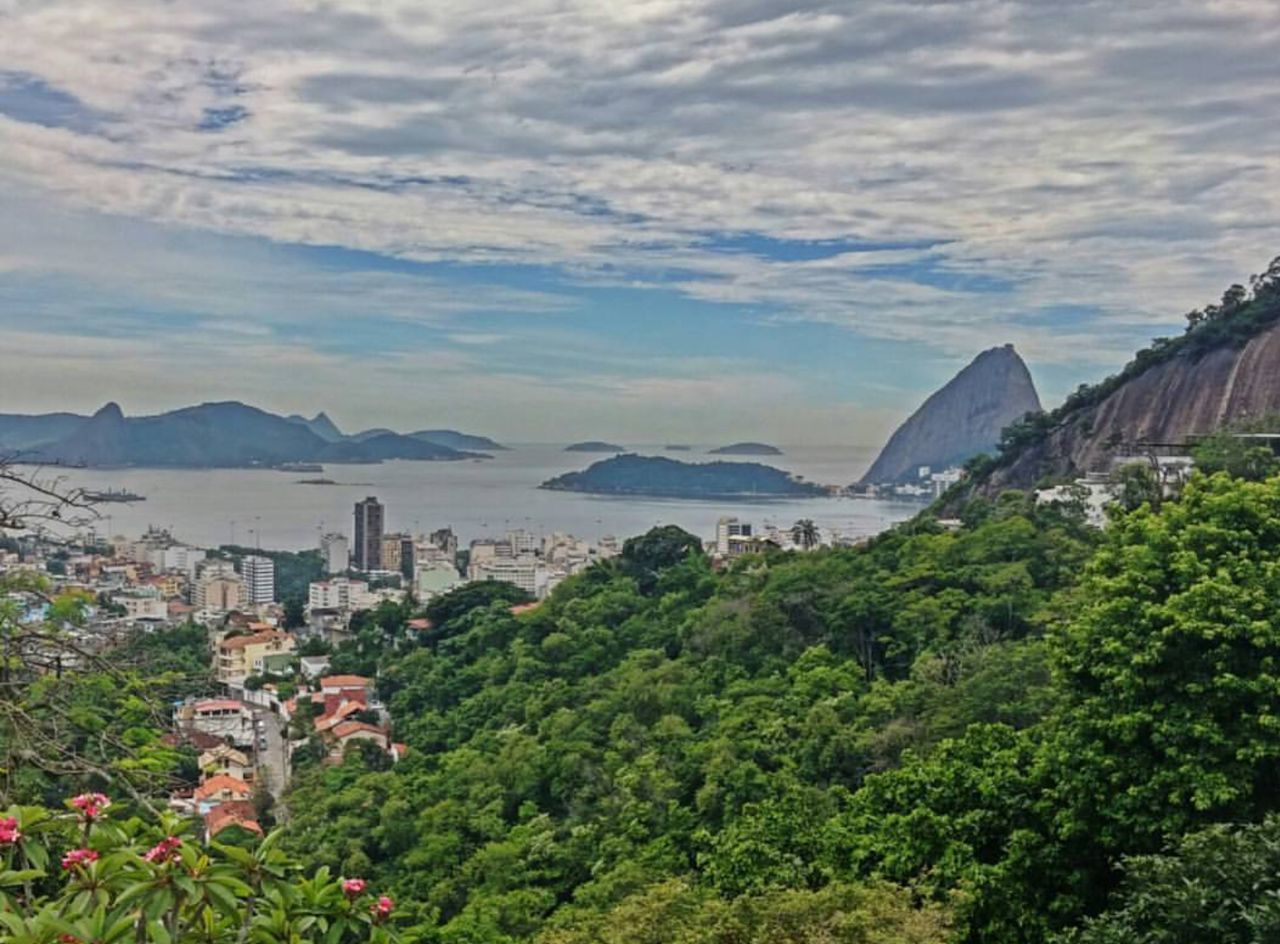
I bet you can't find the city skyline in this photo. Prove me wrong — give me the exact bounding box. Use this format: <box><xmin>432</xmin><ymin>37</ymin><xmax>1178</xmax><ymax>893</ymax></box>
<box><xmin>2</xmin><ymin>1</ymin><xmax>1279</xmax><ymax>441</ymax></box>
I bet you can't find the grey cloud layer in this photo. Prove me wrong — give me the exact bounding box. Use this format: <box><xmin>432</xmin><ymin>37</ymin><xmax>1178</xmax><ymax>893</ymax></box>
<box><xmin>0</xmin><ymin>0</ymin><xmax>1278</xmax><ymax>368</ymax></box>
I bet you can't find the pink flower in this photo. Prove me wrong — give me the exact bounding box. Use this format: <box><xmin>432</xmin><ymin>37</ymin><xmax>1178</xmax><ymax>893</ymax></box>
<box><xmin>70</xmin><ymin>793</ymin><xmax>111</xmax><ymax>821</ymax></box>
<box><xmin>0</xmin><ymin>816</ymin><xmax>21</xmax><ymax>845</ymax></box>
<box><xmin>371</xmin><ymin>895</ymin><xmax>394</xmax><ymax>919</ymax></box>
<box><xmin>143</xmin><ymin>836</ymin><xmax>183</xmax><ymax>863</ymax></box>
<box><xmin>342</xmin><ymin>877</ymin><xmax>367</xmax><ymax>898</ymax></box>
<box><xmin>61</xmin><ymin>848</ymin><xmax>99</xmax><ymax>870</ymax></box>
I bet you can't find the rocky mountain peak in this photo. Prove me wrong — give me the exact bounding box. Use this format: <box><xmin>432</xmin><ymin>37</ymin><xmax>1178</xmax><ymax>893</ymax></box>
<box><xmin>860</xmin><ymin>345</ymin><xmax>1042</xmax><ymax>485</ymax></box>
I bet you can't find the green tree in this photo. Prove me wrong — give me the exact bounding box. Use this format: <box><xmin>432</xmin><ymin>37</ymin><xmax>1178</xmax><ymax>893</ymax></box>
<box><xmin>791</xmin><ymin>519</ymin><xmax>820</xmax><ymax>550</ymax></box>
<box><xmin>1066</xmin><ymin>818</ymin><xmax>1280</xmax><ymax>944</ymax></box>
<box><xmin>1192</xmin><ymin>431</ymin><xmax>1280</xmax><ymax>481</ymax></box>
<box><xmin>1044</xmin><ymin>473</ymin><xmax>1280</xmax><ymax>914</ymax></box>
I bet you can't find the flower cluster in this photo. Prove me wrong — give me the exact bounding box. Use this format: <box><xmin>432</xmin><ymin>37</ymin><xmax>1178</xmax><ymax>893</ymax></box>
<box><xmin>0</xmin><ymin>816</ymin><xmax>21</xmax><ymax>845</ymax></box>
<box><xmin>143</xmin><ymin>836</ymin><xmax>183</xmax><ymax>864</ymax></box>
<box><xmin>61</xmin><ymin>848</ymin><xmax>99</xmax><ymax>870</ymax></box>
<box><xmin>342</xmin><ymin>877</ymin><xmax>367</xmax><ymax>898</ymax></box>
<box><xmin>70</xmin><ymin>793</ymin><xmax>111</xmax><ymax>821</ymax></box>
<box><xmin>371</xmin><ymin>895</ymin><xmax>394</xmax><ymax>920</ymax></box>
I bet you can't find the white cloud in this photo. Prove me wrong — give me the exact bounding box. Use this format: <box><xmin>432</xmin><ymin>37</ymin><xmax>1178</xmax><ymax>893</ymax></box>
<box><xmin>0</xmin><ymin>0</ymin><xmax>1278</xmax><ymax>432</ymax></box>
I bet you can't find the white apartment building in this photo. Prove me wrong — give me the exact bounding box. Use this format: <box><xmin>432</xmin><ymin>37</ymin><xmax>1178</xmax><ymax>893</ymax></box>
<box><xmin>163</xmin><ymin>544</ymin><xmax>207</xmax><ymax>578</ymax></box>
<box><xmin>471</xmin><ymin>555</ymin><xmax>544</xmax><ymax>597</ymax></box>
<box><xmin>308</xmin><ymin>577</ymin><xmax>370</xmax><ymax>610</ymax></box>
<box><xmin>240</xmin><ymin>555</ymin><xmax>276</xmax><ymax>605</ymax></box>
<box><xmin>113</xmin><ymin>591</ymin><xmax>168</xmax><ymax>622</ymax></box>
<box><xmin>320</xmin><ymin>533</ymin><xmax>350</xmax><ymax>575</ymax></box>
<box><xmin>715</xmin><ymin>517</ymin><xmax>754</xmax><ymax>557</ymax></box>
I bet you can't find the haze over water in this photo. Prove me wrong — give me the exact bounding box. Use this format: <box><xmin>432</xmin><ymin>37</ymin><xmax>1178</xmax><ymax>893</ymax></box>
<box><xmin>56</xmin><ymin>444</ymin><xmax>919</xmax><ymax>550</ymax></box>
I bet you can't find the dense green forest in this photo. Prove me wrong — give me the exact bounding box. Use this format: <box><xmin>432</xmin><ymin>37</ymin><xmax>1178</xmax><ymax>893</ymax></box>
<box><xmin>11</xmin><ymin>467</ymin><xmax>1280</xmax><ymax>941</ymax></box>
<box><xmin>279</xmin><ymin>474</ymin><xmax>1280</xmax><ymax>942</ymax></box>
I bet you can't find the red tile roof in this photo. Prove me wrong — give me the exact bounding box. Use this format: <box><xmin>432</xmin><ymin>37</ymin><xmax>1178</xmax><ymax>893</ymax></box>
<box><xmin>315</xmin><ymin>700</ymin><xmax>365</xmax><ymax>732</ymax></box>
<box><xmin>204</xmin><ymin>801</ymin><xmax>262</xmax><ymax>837</ymax></box>
<box><xmin>320</xmin><ymin>675</ymin><xmax>370</xmax><ymax>688</ymax></box>
<box><xmin>195</xmin><ymin>775</ymin><xmax>252</xmax><ymax>801</ymax></box>
<box><xmin>193</xmin><ymin>699</ymin><xmax>243</xmax><ymax>713</ymax></box>
<box><xmin>331</xmin><ymin>720</ymin><xmax>385</xmax><ymax>741</ymax></box>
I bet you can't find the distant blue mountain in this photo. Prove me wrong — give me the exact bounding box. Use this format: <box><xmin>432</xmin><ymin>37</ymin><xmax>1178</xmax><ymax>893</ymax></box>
<box><xmin>410</xmin><ymin>429</ymin><xmax>508</xmax><ymax>451</ymax></box>
<box><xmin>0</xmin><ymin>412</ymin><xmax>90</xmax><ymax>451</ymax></box>
<box><xmin>286</xmin><ymin>411</ymin><xmax>345</xmax><ymax>442</ymax></box>
<box><xmin>22</xmin><ymin>401</ymin><xmax>483</xmax><ymax>468</ymax></box>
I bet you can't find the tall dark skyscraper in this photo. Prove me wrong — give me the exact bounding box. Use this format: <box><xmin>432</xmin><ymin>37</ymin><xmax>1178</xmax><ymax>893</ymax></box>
<box><xmin>353</xmin><ymin>496</ymin><xmax>384</xmax><ymax>572</ymax></box>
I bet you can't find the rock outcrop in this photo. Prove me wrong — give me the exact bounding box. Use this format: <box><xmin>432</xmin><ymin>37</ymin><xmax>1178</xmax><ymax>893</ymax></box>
<box><xmin>860</xmin><ymin>345</ymin><xmax>1042</xmax><ymax>484</ymax></box>
<box><xmin>985</xmin><ymin>320</ymin><xmax>1280</xmax><ymax>491</ymax></box>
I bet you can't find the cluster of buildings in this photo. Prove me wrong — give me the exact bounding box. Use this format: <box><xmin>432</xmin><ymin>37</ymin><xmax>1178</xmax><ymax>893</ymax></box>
<box><xmin>0</xmin><ymin>526</ymin><xmax>284</xmax><ymax>661</ymax></box>
<box><xmin>333</xmin><ymin>495</ymin><xmax>621</xmax><ymax>602</ymax></box>
<box><xmin>708</xmin><ymin>515</ymin><xmax>868</xmax><ymax>561</ymax></box>
<box><xmin>853</xmin><ymin>464</ymin><xmax>967</xmax><ymax>500</ymax></box>
<box><xmin>466</xmin><ymin>529</ymin><xmax>620</xmax><ymax>597</ymax></box>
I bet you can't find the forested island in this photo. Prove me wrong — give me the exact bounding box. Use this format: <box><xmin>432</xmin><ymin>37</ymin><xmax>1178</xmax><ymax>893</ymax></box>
<box><xmin>564</xmin><ymin>440</ymin><xmax>625</xmax><ymax>453</ymax></box>
<box><xmin>541</xmin><ymin>453</ymin><xmax>825</xmax><ymax>498</ymax></box>
<box><xmin>709</xmin><ymin>441</ymin><xmax>784</xmax><ymax>455</ymax></box>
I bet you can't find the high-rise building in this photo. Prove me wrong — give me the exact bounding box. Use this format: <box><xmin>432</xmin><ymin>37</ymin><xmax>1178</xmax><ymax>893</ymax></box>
<box><xmin>380</xmin><ymin>533</ymin><xmax>415</xmax><ymax>580</ymax></box>
<box><xmin>195</xmin><ymin>574</ymin><xmax>245</xmax><ymax>613</ymax></box>
<box><xmin>429</xmin><ymin>527</ymin><xmax>458</xmax><ymax>559</ymax></box>
<box><xmin>320</xmin><ymin>533</ymin><xmax>349</xmax><ymax>575</ymax></box>
<box><xmin>240</xmin><ymin>555</ymin><xmax>276</xmax><ymax>604</ymax></box>
<box><xmin>353</xmin><ymin>497</ymin><xmax>384</xmax><ymax>572</ymax></box>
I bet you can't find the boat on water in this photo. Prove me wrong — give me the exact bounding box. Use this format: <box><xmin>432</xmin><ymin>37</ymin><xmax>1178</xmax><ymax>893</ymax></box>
<box><xmin>84</xmin><ymin>488</ymin><xmax>145</xmax><ymax>503</ymax></box>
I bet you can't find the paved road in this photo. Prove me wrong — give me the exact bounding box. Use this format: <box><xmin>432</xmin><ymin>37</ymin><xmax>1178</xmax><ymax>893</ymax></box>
<box><xmin>248</xmin><ymin>707</ymin><xmax>290</xmax><ymax>810</ymax></box>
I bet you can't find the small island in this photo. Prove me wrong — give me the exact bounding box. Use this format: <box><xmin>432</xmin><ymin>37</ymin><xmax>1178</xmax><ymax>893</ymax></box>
<box><xmin>565</xmin><ymin>441</ymin><xmax>625</xmax><ymax>453</ymax></box>
<box><xmin>665</xmin><ymin>444</ymin><xmax>693</xmax><ymax>451</ymax></box>
<box><xmin>540</xmin><ymin>454</ymin><xmax>826</xmax><ymax>499</ymax></box>
<box><xmin>709</xmin><ymin>442</ymin><xmax>784</xmax><ymax>456</ymax></box>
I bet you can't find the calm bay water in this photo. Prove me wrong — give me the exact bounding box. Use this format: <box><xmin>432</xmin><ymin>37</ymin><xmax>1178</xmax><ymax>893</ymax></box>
<box><xmin>55</xmin><ymin>444</ymin><xmax>920</xmax><ymax>550</ymax></box>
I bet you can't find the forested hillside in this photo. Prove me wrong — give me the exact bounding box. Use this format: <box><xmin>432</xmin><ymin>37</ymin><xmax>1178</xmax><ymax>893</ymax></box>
<box><xmin>11</xmin><ymin>468</ymin><xmax>1280</xmax><ymax>942</ymax></box>
<box><xmin>283</xmin><ymin>500</ymin><xmax>1107</xmax><ymax>942</ymax></box>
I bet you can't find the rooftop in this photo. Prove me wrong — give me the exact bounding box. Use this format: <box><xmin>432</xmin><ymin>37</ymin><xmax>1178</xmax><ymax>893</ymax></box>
<box><xmin>218</xmin><ymin>630</ymin><xmax>293</xmax><ymax>651</ymax></box>
<box><xmin>194</xmin><ymin>775</ymin><xmax>252</xmax><ymax>800</ymax></box>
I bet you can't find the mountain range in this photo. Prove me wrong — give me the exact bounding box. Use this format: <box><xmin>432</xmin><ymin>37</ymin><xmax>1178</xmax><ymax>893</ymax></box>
<box><xmin>0</xmin><ymin>401</ymin><xmax>507</xmax><ymax>468</ymax></box>
<box><xmin>860</xmin><ymin>344</ymin><xmax>1042</xmax><ymax>485</ymax></box>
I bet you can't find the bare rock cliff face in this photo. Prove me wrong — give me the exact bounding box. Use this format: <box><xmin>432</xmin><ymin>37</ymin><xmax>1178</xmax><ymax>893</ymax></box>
<box><xmin>987</xmin><ymin>321</ymin><xmax>1280</xmax><ymax>490</ymax></box>
<box><xmin>861</xmin><ymin>345</ymin><xmax>1042</xmax><ymax>484</ymax></box>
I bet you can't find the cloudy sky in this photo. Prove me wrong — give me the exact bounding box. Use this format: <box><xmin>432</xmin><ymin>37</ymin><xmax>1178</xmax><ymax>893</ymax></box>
<box><xmin>1</xmin><ymin>0</ymin><xmax>1278</xmax><ymax>444</ymax></box>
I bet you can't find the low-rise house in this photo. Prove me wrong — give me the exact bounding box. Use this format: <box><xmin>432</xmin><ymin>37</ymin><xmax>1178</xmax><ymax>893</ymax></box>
<box><xmin>299</xmin><ymin>655</ymin><xmax>331</xmax><ymax>679</ymax></box>
<box><xmin>178</xmin><ymin>699</ymin><xmax>252</xmax><ymax>745</ymax></box>
<box><xmin>199</xmin><ymin>745</ymin><xmax>252</xmax><ymax>782</ymax></box>
<box><xmin>194</xmin><ymin>774</ymin><xmax>252</xmax><ymax>810</ymax></box>
<box><xmin>215</xmin><ymin>629</ymin><xmax>296</xmax><ymax>684</ymax></box>
<box><xmin>203</xmin><ymin>800</ymin><xmax>262</xmax><ymax>839</ymax></box>
<box><xmin>319</xmin><ymin>675</ymin><xmax>371</xmax><ymax>696</ymax></box>
<box><xmin>329</xmin><ymin>720</ymin><xmax>389</xmax><ymax>753</ymax></box>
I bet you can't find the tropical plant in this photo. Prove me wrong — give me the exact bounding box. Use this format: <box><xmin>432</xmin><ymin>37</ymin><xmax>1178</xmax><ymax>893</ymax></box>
<box><xmin>790</xmin><ymin>519</ymin><xmax>820</xmax><ymax>550</ymax></box>
<box><xmin>0</xmin><ymin>793</ymin><xmax>399</xmax><ymax>943</ymax></box>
